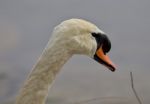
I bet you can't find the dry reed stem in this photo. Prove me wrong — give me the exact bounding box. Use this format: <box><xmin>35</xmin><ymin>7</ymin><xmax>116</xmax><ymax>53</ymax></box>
<box><xmin>130</xmin><ymin>71</ymin><xmax>142</xmax><ymax>104</ymax></box>
<box><xmin>72</xmin><ymin>71</ymin><xmax>143</xmax><ymax>104</ymax></box>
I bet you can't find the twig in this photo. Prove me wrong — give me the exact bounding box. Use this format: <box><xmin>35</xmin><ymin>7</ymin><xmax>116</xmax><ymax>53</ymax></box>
<box><xmin>130</xmin><ymin>71</ymin><xmax>142</xmax><ymax>104</ymax></box>
<box><xmin>72</xmin><ymin>71</ymin><xmax>142</xmax><ymax>104</ymax></box>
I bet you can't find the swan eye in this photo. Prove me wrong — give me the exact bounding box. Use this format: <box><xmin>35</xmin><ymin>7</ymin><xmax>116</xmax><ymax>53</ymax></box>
<box><xmin>91</xmin><ymin>32</ymin><xmax>101</xmax><ymax>38</ymax></box>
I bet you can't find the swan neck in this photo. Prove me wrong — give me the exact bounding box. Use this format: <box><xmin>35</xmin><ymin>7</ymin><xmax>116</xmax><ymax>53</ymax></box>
<box><xmin>16</xmin><ymin>42</ymin><xmax>72</xmax><ymax>104</ymax></box>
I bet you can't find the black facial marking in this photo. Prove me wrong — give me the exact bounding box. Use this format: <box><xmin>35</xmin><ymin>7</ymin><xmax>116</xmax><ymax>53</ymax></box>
<box><xmin>91</xmin><ymin>32</ymin><xmax>111</xmax><ymax>54</ymax></box>
<box><xmin>92</xmin><ymin>32</ymin><xmax>115</xmax><ymax>72</ymax></box>
<box><xmin>102</xmin><ymin>35</ymin><xmax>111</xmax><ymax>54</ymax></box>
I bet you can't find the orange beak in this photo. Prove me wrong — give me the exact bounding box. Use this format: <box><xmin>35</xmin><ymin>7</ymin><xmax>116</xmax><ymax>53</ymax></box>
<box><xmin>95</xmin><ymin>46</ymin><xmax>116</xmax><ymax>72</ymax></box>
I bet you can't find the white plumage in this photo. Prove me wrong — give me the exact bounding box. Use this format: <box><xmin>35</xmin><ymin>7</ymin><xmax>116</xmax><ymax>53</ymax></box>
<box><xmin>15</xmin><ymin>19</ymin><xmax>115</xmax><ymax>104</ymax></box>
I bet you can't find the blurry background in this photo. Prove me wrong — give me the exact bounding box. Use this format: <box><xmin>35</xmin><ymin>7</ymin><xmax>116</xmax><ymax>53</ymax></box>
<box><xmin>0</xmin><ymin>0</ymin><xmax>150</xmax><ymax>104</ymax></box>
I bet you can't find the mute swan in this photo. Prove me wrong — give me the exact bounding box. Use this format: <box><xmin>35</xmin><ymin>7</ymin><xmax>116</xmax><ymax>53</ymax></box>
<box><xmin>16</xmin><ymin>19</ymin><xmax>116</xmax><ymax>104</ymax></box>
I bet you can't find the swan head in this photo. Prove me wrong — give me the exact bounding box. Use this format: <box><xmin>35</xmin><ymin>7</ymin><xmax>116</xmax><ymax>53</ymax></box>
<box><xmin>52</xmin><ymin>19</ymin><xmax>116</xmax><ymax>72</ymax></box>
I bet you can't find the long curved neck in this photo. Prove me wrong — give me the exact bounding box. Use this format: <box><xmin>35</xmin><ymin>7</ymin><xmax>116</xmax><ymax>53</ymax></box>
<box><xmin>16</xmin><ymin>41</ymin><xmax>72</xmax><ymax>104</ymax></box>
